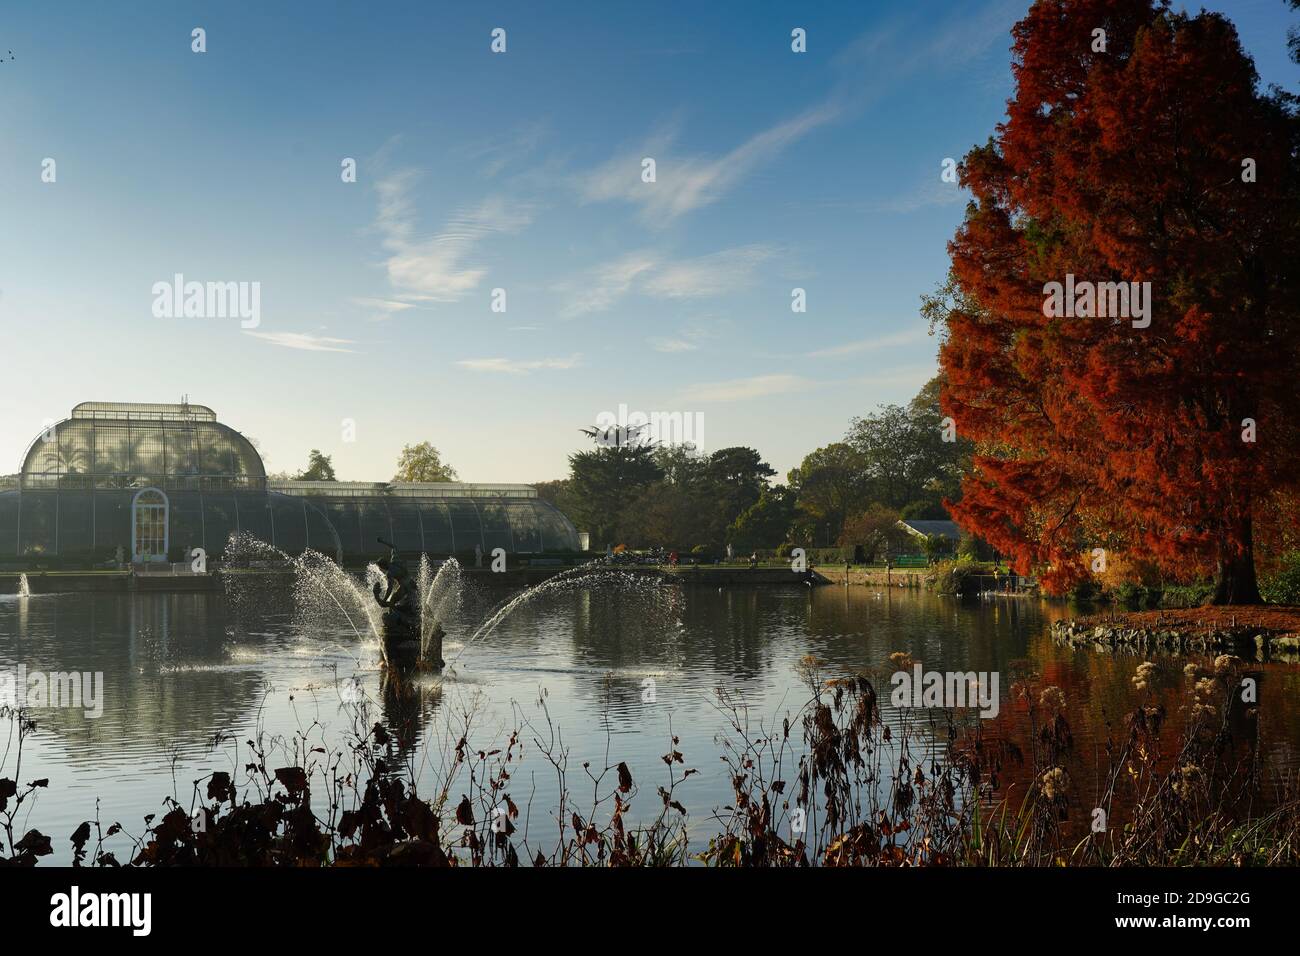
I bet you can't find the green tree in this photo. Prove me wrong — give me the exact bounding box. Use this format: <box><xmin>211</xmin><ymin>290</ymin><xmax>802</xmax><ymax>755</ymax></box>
<box><xmin>622</xmin><ymin>479</ymin><xmax>714</xmax><ymax>549</ymax></box>
<box><xmin>843</xmin><ymin>375</ymin><xmax>971</xmax><ymax>513</ymax></box>
<box><xmin>295</xmin><ymin>449</ymin><xmax>336</xmax><ymax>481</ymax></box>
<box><xmin>532</xmin><ymin>477</ymin><xmax>577</xmax><ymax>512</ymax></box>
<box><xmin>905</xmin><ymin>374</ymin><xmax>971</xmax><ymax>506</ymax></box>
<box><xmin>393</xmin><ymin>441</ymin><xmax>458</xmax><ymax>482</ymax></box>
<box><xmin>704</xmin><ymin>446</ymin><xmax>776</xmax><ymax>521</ymax></box>
<box><xmin>652</xmin><ymin>443</ymin><xmax>708</xmax><ymax>487</ymax></box>
<box><xmin>844</xmin><ymin>404</ymin><xmax>917</xmax><ymax>508</ymax></box>
<box><xmin>728</xmin><ymin>485</ymin><xmax>798</xmax><ymax>550</ymax></box>
<box><xmin>901</xmin><ymin>500</ymin><xmax>950</xmax><ymax>520</ymax></box>
<box><xmin>787</xmin><ymin>443</ymin><xmax>869</xmax><ymax>546</ymax></box>
<box><xmin>568</xmin><ymin>442</ymin><xmax>664</xmax><ymax>547</ymax></box>
<box><xmin>839</xmin><ymin>503</ymin><xmax>910</xmax><ymax>562</ymax></box>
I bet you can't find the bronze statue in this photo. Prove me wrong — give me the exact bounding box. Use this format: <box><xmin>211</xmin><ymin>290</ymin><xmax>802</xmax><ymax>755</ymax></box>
<box><xmin>373</xmin><ymin>538</ymin><xmax>445</xmax><ymax>669</ymax></box>
<box><xmin>373</xmin><ymin>541</ymin><xmax>419</xmax><ymax>662</ymax></box>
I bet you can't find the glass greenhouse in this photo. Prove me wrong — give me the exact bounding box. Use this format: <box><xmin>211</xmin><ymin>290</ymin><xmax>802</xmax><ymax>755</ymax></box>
<box><xmin>0</xmin><ymin>402</ymin><xmax>580</xmax><ymax>568</ymax></box>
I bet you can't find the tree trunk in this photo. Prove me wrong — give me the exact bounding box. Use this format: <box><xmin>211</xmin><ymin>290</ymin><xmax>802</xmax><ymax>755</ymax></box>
<box><xmin>1212</xmin><ymin>514</ymin><xmax>1262</xmax><ymax>605</ymax></box>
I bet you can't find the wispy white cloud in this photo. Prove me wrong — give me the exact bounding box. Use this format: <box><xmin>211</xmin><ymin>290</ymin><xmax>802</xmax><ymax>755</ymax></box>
<box><xmin>832</xmin><ymin>0</ymin><xmax>1017</xmax><ymax>84</ymax></box>
<box><xmin>572</xmin><ymin>1</ymin><xmax>1012</xmax><ymax>230</ymax></box>
<box><xmin>849</xmin><ymin>364</ymin><xmax>941</xmax><ymax>392</ymax></box>
<box><xmin>555</xmin><ymin>244</ymin><xmax>775</xmax><ymax>318</ymax></box>
<box><xmin>456</xmin><ymin>354</ymin><xmax>582</xmax><ymax>374</ymax></box>
<box><xmin>642</xmin><ymin>244</ymin><xmax>776</xmax><ymax>298</ymax></box>
<box><xmin>679</xmin><ymin>373</ymin><xmax>809</xmax><ymax>403</ymax></box>
<box><xmin>373</xmin><ymin>172</ymin><xmax>533</xmax><ymax>302</ymax></box>
<box><xmin>913</xmin><ymin>0</ymin><xmax>1022</xmax><ymax>70</ymax></box>
<box><xmin>351</xmin><ymin>296</ymin><xmax>414</xmax><ymax>312</ymax></box>
<box><xmin>351</xmin><ymin>296</ymin><xmax>416</xmax><ymax>322</ymax></box>
<box><xmin>879</xmin><ymin>178</ymin><xmax>968</xmax><ymax>214</ymax></box>
<box><xmin>785</xmin><ymin>183</ymin><xmax>950</xmax><ymax>223</ymax></box>
<box><xmin>649</xmin><ymin>318</ymin><xmax>721</xmax><ymax>353</ymax></box>
<box><xmin>554</xmin><ymin>251</ymin><xmax>659</xmax><ymax>319</ymax></box>
<box><xmin>243</xmin><ymin>331</ymin><xmax>357</xmax><ymax>353</ymax></box>
<box><xmin>458</xmin><ymin>119</ymin><xmax>550</xmax><ymax>179</ymax></box>
<box><xmin>577</xmin><ymin>104</ymin><xmax>838</xmax><ymax>226</ymax></box>
<box><xmin>649</xmin><ymin>337</ymin><xmax>700</xmax><ymax>353</ymax></box>
<box><xmin>806</xmin><ymin>327</ymin><xmax>929</xmax><ymax>359</ymax></box>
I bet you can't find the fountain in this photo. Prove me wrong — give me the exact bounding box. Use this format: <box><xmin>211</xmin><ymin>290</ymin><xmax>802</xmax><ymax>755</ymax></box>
<box><xmin>220</xmin><ymin>533</ymin><xmax>676</xmax><ymax>682</ymax></box>
<box><xmin>17</xmin><ymin>573</ymin><xmax>31</xmax><ymax>598</ymax></box>
<box><xmin>222</xmin><ymin>534</ymin><xmax>459</xmax><ymax>671</ymax></box>
<box><xmin>364</xmin><ymin>538</ymin><xmax>433</xmax><ymax>668</ymax></box>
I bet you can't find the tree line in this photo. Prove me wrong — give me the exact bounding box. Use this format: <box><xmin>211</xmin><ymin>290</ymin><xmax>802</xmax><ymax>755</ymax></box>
<box><xmin>533</xmin><ymin>374</ymin><xmax>971</xmax><ymax>558</ymax></box>
<box><xmin>267</xmin><ymin>442</ymin><xmax>459</xmax><ymax>483</ymax></box>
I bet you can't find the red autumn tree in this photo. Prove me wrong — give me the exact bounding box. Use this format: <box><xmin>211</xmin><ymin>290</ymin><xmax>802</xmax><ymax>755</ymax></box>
<box><xmin>934</xmin><ymin>0</ymin><xmax>1300</xmax><ymax>603</ymax></box>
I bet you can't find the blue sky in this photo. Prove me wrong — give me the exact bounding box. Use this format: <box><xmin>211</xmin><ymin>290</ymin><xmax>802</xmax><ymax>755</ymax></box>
<box><xmin>1</xmin><ymin>0</ymin><xmax>1294</xmax><ymax>482</ymax></box>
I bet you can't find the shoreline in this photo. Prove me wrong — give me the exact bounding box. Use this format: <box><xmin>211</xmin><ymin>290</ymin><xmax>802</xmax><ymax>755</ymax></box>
<box><xmin>1052</xmin><ymin>606</ymin><xmax>1300</xmax><ymax>659</ymax></box>
<box><xmin>0</xmin><ymin>565</ymin><xmax>841</xmax><ymax>594</ymax></box>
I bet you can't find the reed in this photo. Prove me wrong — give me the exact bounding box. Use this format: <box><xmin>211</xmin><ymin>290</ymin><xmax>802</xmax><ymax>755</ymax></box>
<box><xmin>2</xmin><ymin>652</ymin><xmax>1295</xmax><ymax>867</ymax></box>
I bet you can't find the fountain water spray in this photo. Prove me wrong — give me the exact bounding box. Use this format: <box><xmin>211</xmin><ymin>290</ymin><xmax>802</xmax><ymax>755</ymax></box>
<box><xmin>429</xmin><ymin>561</ymin><xmax>675</xmax><ymax>685</ymax></box>
<box><xmin>221</xmin><ymin>535</ymin><xmax>677</xmax><ymax>682</ymax></box>
<box><xmin>418</xmin><ymin>555</ymin><xmax>461</xmax><ymax>667</ymax></box>
<box><xmin>17</xmin><ymin>573</ymin><xmax>31</xmax><ymax>598</ymax></box>
<box><xmin>221</xmin><ymin>532</ymin><xmax>386</xmax><ymax>666</ymax></box>
<box><xmin>223</xmin><ymin>532</ymin><xmax>459</xmax><ymax>671</ymax></box>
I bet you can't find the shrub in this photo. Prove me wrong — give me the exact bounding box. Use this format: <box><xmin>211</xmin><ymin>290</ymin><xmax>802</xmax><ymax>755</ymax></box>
<box><xmin>1068</xmin><ymin>577</ymin><xmax>1101</xmax><ymax>602</ymax></box>
<box><xmin>1112</xmin><ymin>581</ymin><xmax>1160</xmax><ymax>608</ymax></box>
<box><xmin>1159</xmin><ymin>582</ymin><xmax>1215</xmax><ymax>608</ymax></box>
<box><xmin>1261</xmin><ymin>551</ymin><xmax>1300</xmax><ymax>605</ymax></box>
<box><xmin>922</xmin><ymin>534</ymin><xmax>956</xmax><ymax>560</ymax></box>
<box><xmin>805</xmin><ymin>547</ymin><xmax>851</xmax><ymax>565</ymax></box>
<box><xmin>929</xmin><ymin>556</ymin><xmax>980</xmax><ymax>595</ymax></box>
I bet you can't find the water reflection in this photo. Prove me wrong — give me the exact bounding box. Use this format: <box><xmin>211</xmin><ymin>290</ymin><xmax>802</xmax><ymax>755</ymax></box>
<box><xmin>2</xmin><ymin>584</ymin><xmax>1299</xmax><ymax>863</ymax></box>
<box><xmin>0</xmin><ymin>592</ymin><xmax>266</xmax><ymax>761</ymax></box>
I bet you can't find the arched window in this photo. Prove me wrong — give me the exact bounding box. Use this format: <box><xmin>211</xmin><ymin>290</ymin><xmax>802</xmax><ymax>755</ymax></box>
<box><xmin>132</xmin><ymin>488</ymin><xmax>169</xmax><ymax>562</ymax></box>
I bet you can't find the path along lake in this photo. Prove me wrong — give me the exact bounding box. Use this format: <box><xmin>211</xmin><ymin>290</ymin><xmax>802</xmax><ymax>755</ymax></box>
<box><xmin>3</xmin><ymin>579</ymin><xmax>1299</xmax><ymax>864</ymax></box>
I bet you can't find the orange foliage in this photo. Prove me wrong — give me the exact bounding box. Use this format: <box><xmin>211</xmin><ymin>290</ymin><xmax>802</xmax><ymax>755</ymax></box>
<box><xmin>938</xmin><ymin>0</ymin><xmax>1300</xmax><ymax>600</ymax></box>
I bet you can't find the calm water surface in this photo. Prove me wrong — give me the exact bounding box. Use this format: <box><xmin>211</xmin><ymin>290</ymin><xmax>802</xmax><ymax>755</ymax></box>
<box><xmin>3</xmin><ymin>580</ymin><xmax>1299</xmax><ymax>864</ymax></box>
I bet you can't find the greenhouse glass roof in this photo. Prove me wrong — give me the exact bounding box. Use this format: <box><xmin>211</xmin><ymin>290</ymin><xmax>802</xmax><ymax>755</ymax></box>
<box><xmin>21</xmin><ymin>402</ymin><xmax>265</xmax><ymax>489</ymax></box>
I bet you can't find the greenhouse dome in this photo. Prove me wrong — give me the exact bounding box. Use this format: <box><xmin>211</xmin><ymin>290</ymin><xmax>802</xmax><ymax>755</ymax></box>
<box><xmin>0</xmin><ymin>402</ymin><xmax>580</xmax><ymax>568</ymax></box>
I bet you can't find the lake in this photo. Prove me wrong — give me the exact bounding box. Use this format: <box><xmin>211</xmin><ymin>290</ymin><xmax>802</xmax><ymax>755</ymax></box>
<box><xmin>3</xmin><ymin>578</ymin><xmax>1299</xmax><ymax>864</ymax></box>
